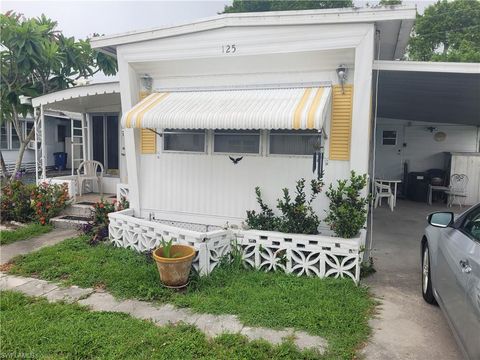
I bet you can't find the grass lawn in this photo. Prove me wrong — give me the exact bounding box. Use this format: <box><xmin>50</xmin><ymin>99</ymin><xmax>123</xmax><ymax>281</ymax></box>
<box><xmin>0</xmin><ymin>223</ymin><xmax>53</xmax><ymax>246</ymax></box>
<box><xmin>8</xmin><ymin>236</ymin><xmax>375</xmax><ymax>359</ymax></box>
<box><xmin>1</xmin><ymin>291</ymin><xmax>318</xmax><ymax>360</ymax></box>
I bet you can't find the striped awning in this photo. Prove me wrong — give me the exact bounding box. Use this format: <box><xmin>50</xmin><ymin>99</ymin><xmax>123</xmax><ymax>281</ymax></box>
<box><xmin>122</xmin><ymin>87</ymin><xmax>331</xmax><ymax>130</ymax></box>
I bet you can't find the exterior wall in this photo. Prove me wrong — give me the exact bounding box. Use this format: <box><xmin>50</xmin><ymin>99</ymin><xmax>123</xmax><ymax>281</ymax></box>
<box><xmin>44</xmin><ymin>116</ymin><xmax>71</xmax><ymax>167</ymax></box>
<box><xmin>117</xmin><ymin>22</ymin><xmax>375</xmax><ymax>220</ymax></box>
<box><xmin>2</xmin><ymin>118</ymin><xmax>61</xmax><ymax>168</ymax></box>
<box><xmin>375</xmin><ymin>118</ymin><xmax>479</xmax><ymax>179</ymax></box>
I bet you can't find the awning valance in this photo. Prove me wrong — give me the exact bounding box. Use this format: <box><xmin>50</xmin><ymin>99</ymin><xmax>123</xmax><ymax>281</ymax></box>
<box><xmin>122</xmin><ymin>87</ymin><xmax>331</xmax><ymax>130</ymax></box>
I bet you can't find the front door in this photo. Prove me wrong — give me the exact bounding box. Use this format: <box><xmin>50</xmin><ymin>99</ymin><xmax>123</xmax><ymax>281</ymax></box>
<box><xmin>374</xmin><ymin>124</ymin><xmax>404</xmax><ymax>180</ymax></box>
<box><xmin>91</xmin><ymin>114</ymin><xmax>119</xmax><ymax>174</ymax></box>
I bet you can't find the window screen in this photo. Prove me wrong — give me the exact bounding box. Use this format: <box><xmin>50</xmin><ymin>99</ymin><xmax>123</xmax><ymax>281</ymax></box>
<box><xmin>382</xmin><ymin>130</ymin><xmax>397</xmax><ymax>146</ymax></box>
<box><xmin>269</xmin><ymin>130</ymin><xmax>318</xmax><ymax>155</ymax></box>
<box><xmin>0</xmin><ymin>124</ymin><xmax>7</xmax><ymax>149</ymax></box>
<box><xmin>163</xmin><ymin>129</ymin><xmax>206</xmax><ymax>152</ymax></box>
<box><xmin>26</xmin><ymin>121</ymin><xmax>34</xmax><ymax>138</ymax></box>
<box><xmin>214</xmin><ymin>130</ymin><xmax>260</xmax><ymax>154</ymax></box>
<box><xmin>11</xmin><ymin>123</ymin><xmax>21</xmax><ymax>149</ymax></box>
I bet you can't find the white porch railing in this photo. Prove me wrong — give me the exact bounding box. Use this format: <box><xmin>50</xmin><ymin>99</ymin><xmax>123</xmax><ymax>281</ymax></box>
<box><xmin>108</xmin><ymin>210</ymin><xmax>366</xmax><ymax>283</ymax></box>
<box><xmin>42</xmin><ymin>176</ymin><xmax>77</xmax><ymax>202</ymax></box>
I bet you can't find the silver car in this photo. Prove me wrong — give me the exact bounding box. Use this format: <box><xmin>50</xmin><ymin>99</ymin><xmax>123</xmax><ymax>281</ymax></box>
<box><xmin>422</xmin><ymin>204</ymin><xmax>480</xmax><ymax>360</ymax></box>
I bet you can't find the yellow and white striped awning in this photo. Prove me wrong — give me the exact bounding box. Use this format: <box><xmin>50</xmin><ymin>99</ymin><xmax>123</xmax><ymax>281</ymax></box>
<box><xmin>122</xmin><ymin>87</ymin><xmax>331</xmax><ymax>130</ymax></box>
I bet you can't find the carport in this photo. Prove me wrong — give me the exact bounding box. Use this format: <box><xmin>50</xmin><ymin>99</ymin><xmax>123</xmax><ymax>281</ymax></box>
<box><xmin>372</xmin><ymin>61</ymin><xmax>480</xmax><ymax>206</ymax></box>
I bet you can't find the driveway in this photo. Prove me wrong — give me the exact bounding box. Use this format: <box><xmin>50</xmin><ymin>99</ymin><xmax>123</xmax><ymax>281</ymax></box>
<box><xmin>361</xmin><ymin>199</ymin><xmax>464</xmax><ymax>360</ymax></box>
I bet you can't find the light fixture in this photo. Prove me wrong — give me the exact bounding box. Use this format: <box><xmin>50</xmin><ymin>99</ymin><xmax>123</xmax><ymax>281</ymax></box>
<box><xmin>336</xmin><ymin>64</ymin><xmax>348</xmax><ymax>94</ymax></box>
<box><xmin>140</xmin><ymin>74</ymin><xmax>153</xmax><ymax>93</ymax></box>
<box><xmin>19</xmin><ymin>95</ymin><xmax>32</xmax><ymax>105</ymax></box>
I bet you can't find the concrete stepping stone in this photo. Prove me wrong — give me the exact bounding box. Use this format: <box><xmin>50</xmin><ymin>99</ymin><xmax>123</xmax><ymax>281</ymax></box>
<box><xmin>14</xmin><ymin>278</ymin><xmax>58</xmax><ymax>297</ymax></box>
<box><xmin>0</xmin><ymin>274</ymin><xmax>35</xmax><ymax>290</ymax></box>
<box><xmin>77</xmin><ymin>292</ymin><xmax>122</xmax><ymax>311</ymax></box>
<box><xmin>193</xmin><ymin>313</ymin><xmax>244</xmax><ymax>338</ymax></box>
<box><xmin>45</xmin><ymin>285</ymin><xmax>94</xmax><ymax>303</ymax></box>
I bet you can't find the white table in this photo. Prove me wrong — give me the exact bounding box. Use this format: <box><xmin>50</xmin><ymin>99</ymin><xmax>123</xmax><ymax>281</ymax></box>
<box><xmin>375</xmin><ymin>179</ymin><xmax>402</xmax><ymax>207</ymax></box>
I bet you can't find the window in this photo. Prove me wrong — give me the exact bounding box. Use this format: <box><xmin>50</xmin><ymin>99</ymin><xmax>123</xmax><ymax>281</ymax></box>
<box><xmin>214</xmin><ymin>130</ymin><xmax>260</xmax><ymax>154</ymax></box>
<box><xmin>269</xmin><ymin>130</ymin><xmax>319</xmax><ymax>155</ymax></box>
<box><xmin>0</xmin><ymin>123</ymin><xmax>7</xmax><ymax>149</ymax></box>
<box><xmin>461</xmin><ymin>207</ymin><xmax>480</xmax><ymax>242</ymax></box>
<box><xmin>163</xmin><ymin>129</ymin><xmax>206</xmax><ymax>152</ymax></box>
<box><xmin>25</xmin><ymin>121</ymin><xmax>34</xmax><ymax>138</ymax></box>
<box><xmin>382</xmin><ymin>130</ymin><xmax>397</xmax><ymax>145</ymax></box>
<box><xmin>11</xmin><ymin>123</ymin><xmax>20</xmax><ymax>149</ymax></box>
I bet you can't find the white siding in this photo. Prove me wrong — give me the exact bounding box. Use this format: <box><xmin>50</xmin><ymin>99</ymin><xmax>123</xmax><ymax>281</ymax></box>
<box><xmin>139</xmin><ymin>150</ymin><xmax>349</xmax><ymax>225</ymax></box>
<box><xmin>450</xmin><ymin>153</ymin><xmax>480</xmax><ymax>205</ymax></box>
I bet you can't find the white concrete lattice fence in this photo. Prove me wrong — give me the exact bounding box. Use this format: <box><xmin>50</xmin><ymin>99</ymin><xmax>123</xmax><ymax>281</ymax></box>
<box><xmin>109</xmin><ymin>209</ymin><xmax>366</xmax><ymax>283</ymax></box>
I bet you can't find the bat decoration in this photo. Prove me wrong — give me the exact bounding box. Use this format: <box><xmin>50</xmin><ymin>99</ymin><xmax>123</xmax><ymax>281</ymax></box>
<box><xmin>229</xmin><ymin>156</ymin><xmax>243</xmax><ymax>165</ymax></box>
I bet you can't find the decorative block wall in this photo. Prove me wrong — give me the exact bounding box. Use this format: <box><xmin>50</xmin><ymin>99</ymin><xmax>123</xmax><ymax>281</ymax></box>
<box><xmin>108</xmin><ymin>210</ymin><xmax>365</xmax><ymax>283</ymax></box>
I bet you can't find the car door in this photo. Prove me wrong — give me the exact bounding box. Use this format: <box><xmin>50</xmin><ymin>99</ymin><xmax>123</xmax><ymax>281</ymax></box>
<box><xmin>457</xmin><ymin>207</ymin><xmax>480</xmax><ymax>359</ymax></box>
<box><xmin>435</xmin><ymin>224</ymin><xmax>471</xmax><ymax>343</ymax></box>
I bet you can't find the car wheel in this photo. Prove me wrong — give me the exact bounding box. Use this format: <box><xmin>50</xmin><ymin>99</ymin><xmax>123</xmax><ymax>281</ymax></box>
<box><xmin>422</xmin><ymin>242</ymin><xmax>437</xmax><ymax>304</ymax></box>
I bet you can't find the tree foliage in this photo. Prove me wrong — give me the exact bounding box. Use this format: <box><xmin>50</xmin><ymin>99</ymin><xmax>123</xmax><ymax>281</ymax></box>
<box><xmin>379</xmin><ymin>0</ymin><xmax>402</xmax><ymax>5</ymax></box>
<box><xmin>408</xmin><ymin>0</ymin><xmax>480</xmax><ymax>62</ymax></box>
<box><xmin>222</xmin><ymin>0</ymin><xmax>353</xmax><ymax>13</ymax></box>
<box><xmin>0</xmin><ymin>11</ymin><xmax>117</xmax><ymax>179</ymax></box>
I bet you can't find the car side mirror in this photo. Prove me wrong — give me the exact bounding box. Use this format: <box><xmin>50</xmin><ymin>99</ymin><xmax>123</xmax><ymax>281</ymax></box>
<box><xmin>428</xmin><ymin>212</ymin><xmax>454</xmax><ymax>228</ymax></box>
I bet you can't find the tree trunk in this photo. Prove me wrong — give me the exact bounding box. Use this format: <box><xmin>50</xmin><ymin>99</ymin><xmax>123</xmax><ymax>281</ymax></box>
<box><xmin>8</xmin><ymin>108</ymin><xmax>38</xmax><ymax>181</ymax></box>
<box><xmin>9</xmin><ymin>141</ymin><xmax>28</xmax><ymax>181</ymax></box>
<box><xmin>0</xmin><ymin>150</ymin><xmax>8</xmax><ymax>180</ymax></box>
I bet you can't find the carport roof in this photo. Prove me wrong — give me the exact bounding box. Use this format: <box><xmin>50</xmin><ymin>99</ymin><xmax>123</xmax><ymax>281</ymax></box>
<box><xmin>31</xmin><ymin>82</ymin><xmax>121</xmax><ymax>113</ymax></box>
<box><xmin>374</xmin><ymin>61</ymin><xmax>480</xmax><ymax>126</ymax></box>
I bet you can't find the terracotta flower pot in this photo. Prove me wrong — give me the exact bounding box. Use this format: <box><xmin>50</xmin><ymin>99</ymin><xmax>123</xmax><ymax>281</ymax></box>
<box><xmin>152</xmin><ymin>244</ymin><xmax>195</xmax><ymax>288</ymax></box>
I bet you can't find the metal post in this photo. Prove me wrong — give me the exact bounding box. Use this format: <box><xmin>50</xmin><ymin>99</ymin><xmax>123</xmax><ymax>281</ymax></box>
<box><xmin>81</xmin><ymin>112</ymin><xmax>87</xmax><ymax>162</ymax></box>
<box><xmin>34</xmin><ymin>107</ymin><xmax>39</xmax><ymax>184</ymax></box>
<box><xmin>40</xmin><ymin>104</ymin><xmax>46</xmax><ymax>180</ymax></box>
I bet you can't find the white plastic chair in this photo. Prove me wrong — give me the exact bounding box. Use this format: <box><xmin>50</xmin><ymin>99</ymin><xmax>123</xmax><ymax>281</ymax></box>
<box><xmin>445</xmin><ymin>174</ymin><xmax>469</xmax><ymax>208</ymax></box>
<box><xmin>77</xmin><ymin>160</ymin><xmax>104</xmax><ymax>197</ymax></box>
<box><xmin>374</xmin><ymin>181</ymin><xmax>394</xmax><ymax>211</ymax></box>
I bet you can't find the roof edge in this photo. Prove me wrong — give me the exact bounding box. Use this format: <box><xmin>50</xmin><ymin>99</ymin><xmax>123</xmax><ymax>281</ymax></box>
<box><xmin>373</xmin><ymin>60</ymin><xmax>480</xmax><ymax>74</ymax></box>
<box><xmin>91</xmin><ymin>6</ymin><xmax>417</xmax><ymax>53</ymax></box>
<box><xmin>32</xmin><ymin>82</ymin><xmax>120</xmax><ymax>108</ymax></box>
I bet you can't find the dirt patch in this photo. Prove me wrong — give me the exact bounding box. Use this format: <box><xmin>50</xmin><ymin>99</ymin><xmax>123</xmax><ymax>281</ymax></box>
<box><xmin>0</xmin><ymin>263</ymin><xmax>14</xmax><ymax>272</ymax></box>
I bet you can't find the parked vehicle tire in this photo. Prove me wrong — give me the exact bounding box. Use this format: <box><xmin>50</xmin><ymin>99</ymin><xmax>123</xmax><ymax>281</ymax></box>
<box><xmin>422</xmin><ymin>242</ymin><xmax>437</xmax><ymax>305</ymax></box>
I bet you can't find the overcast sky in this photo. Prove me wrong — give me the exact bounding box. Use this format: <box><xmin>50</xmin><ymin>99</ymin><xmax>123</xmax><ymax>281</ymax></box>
<box><xmin>2</xmin><ymin>1</ymin><xmax>434</xmax><ymax>40</ymax></box>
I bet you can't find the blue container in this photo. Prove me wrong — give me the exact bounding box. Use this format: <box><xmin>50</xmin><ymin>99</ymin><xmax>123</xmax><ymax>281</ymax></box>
<box><xmin>53</xmin><ymin>152</ymin><xmax>67</xmax><ymax>170</ymax></box>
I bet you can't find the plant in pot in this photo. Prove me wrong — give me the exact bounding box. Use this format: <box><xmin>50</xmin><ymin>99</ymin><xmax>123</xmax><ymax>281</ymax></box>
<box><xmin>152</xmin><ymin>238</ymin><xmax>195</xmax><ymax>288</ymax></box>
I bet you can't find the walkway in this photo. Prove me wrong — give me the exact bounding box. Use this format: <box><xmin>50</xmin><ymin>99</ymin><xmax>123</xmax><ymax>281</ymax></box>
<box><xmin>361</xmin><ymin>199</ymin><xmax>462</xmax><ymax>359</ymax></box>
<box><xmin>0</xmin><ymin>228</ymin><xmax>78</xmax><ymax>265</ymax></box>
<box><xmin>0</xmin><ymin>272</ymin><xmax>327</xmax><ymax>353</ymax></box>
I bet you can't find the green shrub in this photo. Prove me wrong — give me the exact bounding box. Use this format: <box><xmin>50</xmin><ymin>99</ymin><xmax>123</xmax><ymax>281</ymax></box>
<box><xmin>246</xmin><ymin>178</ymin><xmax>323</xmax><ymax>235</ymax></box>
<box><xmin>83</xmin><ymin>197</ymin><xmax>129</xmax><ymax>245</ymax></box>
<box><xmin>0</xmin><ymin>180</ymin><xmax>35</xmax><ymax>223</ymax></box>
<box><xmin>324</xmin><ymin>171</ymin><xmax>369</xmax><ymax>238</ymax></box>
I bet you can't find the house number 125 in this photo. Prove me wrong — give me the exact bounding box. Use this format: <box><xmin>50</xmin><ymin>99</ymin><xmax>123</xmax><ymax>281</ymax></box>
<box><xmin>222</xmin><ymin>44</ymin><xmax>237</xmax><ymax>54</ymax></box>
